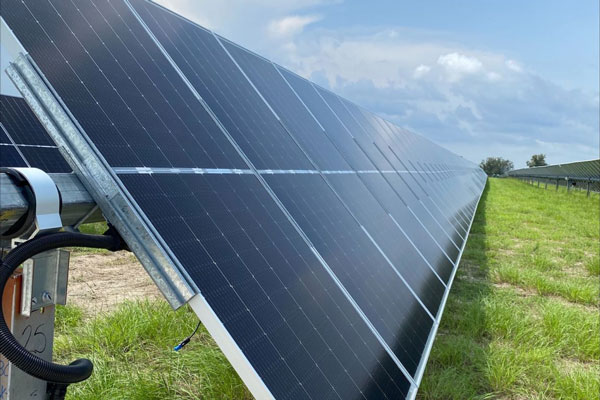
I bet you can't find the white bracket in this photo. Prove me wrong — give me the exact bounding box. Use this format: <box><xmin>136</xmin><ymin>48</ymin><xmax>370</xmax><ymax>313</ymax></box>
<box><xmin>1</xmin><ymin>167</ymin><xmax>63</xmax><ymax>236</ymax></box>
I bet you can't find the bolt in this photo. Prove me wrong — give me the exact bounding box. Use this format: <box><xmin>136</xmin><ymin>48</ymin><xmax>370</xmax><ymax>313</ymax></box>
<box><xmin>31</xmin><ymin>297</ymin><xmax>38</xmax><ymax>305</ymax></box>
<box><xmin>42</xmin><ymin>292</ymin><xmax>52</xmax><ymax>303</ymax></box>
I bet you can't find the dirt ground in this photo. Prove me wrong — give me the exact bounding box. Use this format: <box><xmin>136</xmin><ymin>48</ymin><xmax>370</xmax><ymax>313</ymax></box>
<box><xmin>67</xmin><ymin>250</ymin><xmax>161</xmax><ymax>315</ymax></box>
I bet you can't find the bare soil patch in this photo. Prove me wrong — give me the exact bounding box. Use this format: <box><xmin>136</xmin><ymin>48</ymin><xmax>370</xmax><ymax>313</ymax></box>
<box><xmin>67</xmin><ymin>251</ymin><xmax>161</xmax><ymax>315</ymax></box>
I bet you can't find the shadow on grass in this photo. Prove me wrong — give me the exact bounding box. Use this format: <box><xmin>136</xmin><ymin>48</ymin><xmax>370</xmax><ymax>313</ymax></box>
<box><xmin>418</xmin><ymin>180</ymin><xmax>496</xmax><ymax>399</ymax></box>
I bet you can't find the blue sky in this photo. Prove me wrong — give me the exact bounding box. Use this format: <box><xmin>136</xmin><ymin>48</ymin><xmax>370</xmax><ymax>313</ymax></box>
<box><xmin>158</xmin><ymin>0</ymin><xmax>599</xmax><ymax>166</ymax></box>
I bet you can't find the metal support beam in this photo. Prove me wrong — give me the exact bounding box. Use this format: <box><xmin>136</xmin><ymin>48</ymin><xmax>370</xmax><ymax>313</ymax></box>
<box><xmin>1</xmin><ymin>173</ymin><xmax>104</xmax><ymax>234</ymax></box>
<box><xmin>587</xmin><ymin>181</ymin><xmax>591</xmax><ymax>197</ymax></box>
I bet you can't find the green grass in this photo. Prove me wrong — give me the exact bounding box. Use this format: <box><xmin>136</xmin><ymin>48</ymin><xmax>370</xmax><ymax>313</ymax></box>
<box><xmin>53</xmin><ymin>178</ymin><xmax>598</xmax><ymax>399</ymax></box>
<box><xmin>55</xmin><ymin>301</ymin><xmax>251</xmax><ymax>400</ymax></box>
<box><xmin>419</xmin><ymin>178</ymin><xmax>599</xmax><ymax>400</ymax></box>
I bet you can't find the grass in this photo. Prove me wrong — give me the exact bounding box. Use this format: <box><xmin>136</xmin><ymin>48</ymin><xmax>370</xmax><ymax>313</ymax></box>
<box><xmin>419</xmin><ymin>178</ymin><xmax>599</xmax><ymax>400</ymax></box>
<box><xmin>53</xmin><ymin>178</ymin><xmax>598</xmax><ymax>399</ymax></box>
<box><xmin>55</xmin><ymin>301</ymin><xmax>251</xmax><ymax>400</ymax></box>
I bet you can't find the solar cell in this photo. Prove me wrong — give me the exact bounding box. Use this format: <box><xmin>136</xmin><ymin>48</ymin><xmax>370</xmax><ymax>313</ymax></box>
<box><xmin>17</xmin><ymin>145</ymin><xmax>71</xmax><ymax>173</ymax></box>
<box><xmin>0</xmin><ymin>143</ymin><xmax>27</xmax><ymax>167</ymax></box>
<box><xmin>1</xmin><ymin>0</ymin><xmax>487</xmax><ymax>398</ymax></box>
<box><xmin>1</xmin><ymin>94</ymin><xmax>54</xmax><ymax>145</ymax></box>
<box><xmin>0</xmin><ymin>94</ymin><xmax>69</xmax><ymax>171</ymax></box>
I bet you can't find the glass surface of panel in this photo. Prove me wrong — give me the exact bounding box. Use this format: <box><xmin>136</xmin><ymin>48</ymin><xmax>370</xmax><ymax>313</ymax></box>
<box><xmin>221</xmin><ymin>41</ymin><xmax>351</xmax><ymax>172</ymax></box>
<box><xmin>3</xmin><ymin>0</ymin><xmax>245</xmax><ymax>169</ymax></box>
<box><xmin>0</xmin><ymin>144</ymin><xmax>27</xmax><ymax>167</ymax></box>
<box><xmin>120</xmin><ymin>172</ymin><xmax>411</xmax><ymax>399</ymax></box>
<box><xmin>1</xmin><ymin>95</ymin><xmax>54</xmax><ymax>146</ymax></box>
<box><xmin>131</xmin><ymin>0</ymin><xmax>314</xmax><ymax>171</ymax></box>
<box><xmin>265</xmin><ymin>173</ymin><xmax>434</xmax><ymax>377</ymax></box>
<box><xmin>17</xmin><ymin>146</ymin><xmax>71</xmax><ymax>173</ymax></box>
<box><xmin>0</xmin><ymin>95</ymin><xmax>70</xmax><ymax>172</ymax></box>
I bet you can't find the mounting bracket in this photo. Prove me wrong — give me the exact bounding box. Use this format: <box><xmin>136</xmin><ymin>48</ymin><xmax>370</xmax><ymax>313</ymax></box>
<box><xmin>0</xmin><ymin>168</ymin><xmax>62</xmax><ymax>239</ymax></box>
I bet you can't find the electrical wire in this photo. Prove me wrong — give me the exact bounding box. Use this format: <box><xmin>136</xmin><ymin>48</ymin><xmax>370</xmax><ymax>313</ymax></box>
<box><xmin>174</xmin><ymin>320</ymin><xmax>202</xmax><ymax>351</ymax></box>
<box><xmin>0</xmin><ymin>228</ymin><xmax>126</xmax><ymax>385</ymax></box>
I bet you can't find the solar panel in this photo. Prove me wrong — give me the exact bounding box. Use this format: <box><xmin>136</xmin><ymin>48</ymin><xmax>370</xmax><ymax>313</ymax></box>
<box><xmin>0</xmin><ymin>94</ymin><xmax>70</xmax><ymax>171</ymax></box>
<box><xmin>2</xmin><ymin>1</ymin><xmax>487</xmax><ymax>398</ymax></box>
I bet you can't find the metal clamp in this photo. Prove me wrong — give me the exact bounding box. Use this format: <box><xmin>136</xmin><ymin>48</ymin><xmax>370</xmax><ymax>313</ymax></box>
<box><xmin>0</xmin><ymin>167</ymin><xmax>63</xmax><ymax>238</ymax></box>
<box><xmin>21</xmin><ymin>249</ymin><xmax>70</xmax><ymax>317</ymax></box>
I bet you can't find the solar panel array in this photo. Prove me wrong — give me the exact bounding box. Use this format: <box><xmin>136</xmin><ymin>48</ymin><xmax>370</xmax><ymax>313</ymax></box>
<box><xmin>2</xmin><ymin>1</ymin><xmax>486</xmax><ymax>398</ymax></box>
<box><xmin>508</xmin><ymin>160</ymin><xmax>600</xmax><ymax>182</ymax></box>
<box><xmin>0</xmin><ymin>94</ymin><xmax>70</xmax><ymax>172</ymax></box>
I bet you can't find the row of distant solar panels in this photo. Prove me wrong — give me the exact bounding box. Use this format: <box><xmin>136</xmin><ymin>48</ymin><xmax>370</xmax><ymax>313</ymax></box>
<box><xmin>508</xmin><ymin>159</ymin><xmax>600</xmax><ymax>181</ymax></box>
<box><xmin>0</xmin><ymin>94</ymin><xmax>70</xmax><ymax>172</ymax></box>
<box><xmin>2</xmin><ymin>1</ymin><xmax>486</xmax><ymax>399</ymax></box>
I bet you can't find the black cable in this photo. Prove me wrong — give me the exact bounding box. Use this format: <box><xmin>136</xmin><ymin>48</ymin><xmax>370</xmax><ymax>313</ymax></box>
<box><xmin>0</xmin><ymin>229</ymin><xmax>126</xmax><ymax>384</ymax></box>
<box><xmin>173</xmin><ymin>320</ymin><xmax>202</xmax><ymax>351</ymax></box>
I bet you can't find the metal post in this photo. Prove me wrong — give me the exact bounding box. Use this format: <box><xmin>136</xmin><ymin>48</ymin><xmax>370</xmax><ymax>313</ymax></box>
<box><xmin>544</xmin><ymin>180</ymin><xmax>548</xmax><ymax>189</ymax></box>
<box><xmin>567</xmin><ymin>179</ymin><xmax>570</xmax><ymax>192</ymax></box>
<box><xmin>537</xmin><ymin>179</ymin><xmax>540</xmax><ymax>188</ymax></box>
<box><xmin>1</xmin><ymin>172</ymin><xmax>104</xmax><ymax>400</ymax></box>
<box><xmin>587</xmin><ymin>181</ymin><xmax>591</xmax><ymax>197</ymax></box>
<box><xmin>0</xmin><ymin>250</ymin><xmax>69</xmax><ymax>400</ymax></box>
<box><xmin>556</xmin><ymin>179</ymin><xmax>559</xmax><ymax>191</ymax></box>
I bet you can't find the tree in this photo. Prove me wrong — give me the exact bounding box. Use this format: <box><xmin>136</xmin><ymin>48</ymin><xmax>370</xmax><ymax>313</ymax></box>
<box><xmin>479</xmin><ymin>157</ymin><xmax>514</xmax><ymax>176</ymax></box>
<box><xmin>526</xmin><ymin>154</ymin><xmax>547</xmax><ymax>167</ymax></box>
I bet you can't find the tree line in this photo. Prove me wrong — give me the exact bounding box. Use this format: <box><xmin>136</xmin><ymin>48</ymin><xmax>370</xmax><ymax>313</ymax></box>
<box><xmin>479</xmin><ymin>154</ymin><xmax>547</xmax><ymax>176</ymax></box>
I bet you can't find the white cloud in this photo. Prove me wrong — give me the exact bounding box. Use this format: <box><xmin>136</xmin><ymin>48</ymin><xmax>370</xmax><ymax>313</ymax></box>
<box><xmin>155</xmin><ymin>0</ymin><xmax>333</xmax><ymax>32</ymax></box>
<box><xmin>437</xmin><ymin>52</ymin><xmax>483</xmax><ymax>82</ymax></box>
<box><xmin>268</xmin><ymin>15</ymin><xmax>321</xmax><ymax>39</ymax></box>
<box><xmin>437</xmin><ymin>52</ymin><xmax>483</xmax><ymax>73</ymax></box>
<box><xmin>486</xmin><ymin>71</ymin><xmax>502</xmax><ymax>81</ymax></box>
<box><xmin>413</xmin><ymin>64</ymin><xmax>431</xmax><ymax>79</ymax></box>
<box><xmin>505</xmin><ymin>59</ymin><xmax>523</xmax><ymax>72</ymax></box>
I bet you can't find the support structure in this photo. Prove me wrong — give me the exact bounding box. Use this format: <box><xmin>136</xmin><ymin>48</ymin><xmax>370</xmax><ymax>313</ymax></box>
<box><xmin>0</xmin><ymin>171</ymin><xmax>104</xmax><ymax>400</ymax></box>
<box><xmin>508</xmin><ymin>159</ymin><xmax>600</xmax><ymax>195</ymax></box>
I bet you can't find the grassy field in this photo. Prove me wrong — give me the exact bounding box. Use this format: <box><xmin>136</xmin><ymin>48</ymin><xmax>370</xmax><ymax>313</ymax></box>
<box><xmin>54</xmin><ymin>178</ymin><xmax>599</xmax><ymax>399</ymax></box>
<box><xmin>419</xmin><ymin>178</ymin><xmax>599</xmax><ymax>399</ymax></box>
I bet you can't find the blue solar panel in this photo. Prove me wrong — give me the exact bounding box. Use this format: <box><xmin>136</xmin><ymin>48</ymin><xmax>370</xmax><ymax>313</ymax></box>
<box><xmin>2</xmin><ymin>1</ymin><xmax>487</xmax><ymax>398</ymax></box>
<box><xmin>132</xmin><ymin>1</ymin><xmax>314</xmax><ymax>171</ymax></box>
<box><xmin>0</xmin><ymin>144</ymin><xmax>27</xmax><ymax>168</ymax></box>
<box><xmin>121</xmin><ymin>172</ymin><xmax>413</xmax><ymax>398</ymax></box>
<box><xmin>0</xmin><ymin>94</ymin><xmax>69</xmax><ymax>171</ymax></box>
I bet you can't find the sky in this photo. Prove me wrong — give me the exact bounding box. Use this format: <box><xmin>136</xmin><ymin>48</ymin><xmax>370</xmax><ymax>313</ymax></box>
<box><xmin>154</xmin><ymin>0</ymin><xmax>599</xmax><ymax>168</ymax></box>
